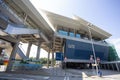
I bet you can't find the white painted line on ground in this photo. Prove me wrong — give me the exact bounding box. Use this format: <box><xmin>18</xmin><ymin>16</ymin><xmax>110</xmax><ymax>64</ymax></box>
<box><xmin>43</xmin><ymin>77</ymin><xmax>50</xmax><ymax>79</ymax></box>
<box><xmin>0</xmin><ymin>76</ymin><xmax>34</xmax><ymax>80</ymax></box>
<box><xmin>64</xmin><ymin>76</ymin><xmax>69</xmax><ymax>80</ymax></box>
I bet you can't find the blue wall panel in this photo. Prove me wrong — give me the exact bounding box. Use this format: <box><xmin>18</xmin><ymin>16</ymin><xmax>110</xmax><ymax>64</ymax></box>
<box><xmin>64</xmin><ymin>39</ymin><xmax>109</xmax><ymax>61</ymax></box>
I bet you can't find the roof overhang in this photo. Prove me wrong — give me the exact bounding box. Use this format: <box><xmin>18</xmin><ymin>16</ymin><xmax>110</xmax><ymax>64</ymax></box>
<box><xmin>74</xmin><ymin>16</ymin><xmax>112</xmax><ymax>39</ymax></box>
<box><xmin>43</xmin><ymin>10</ymin><xmax>112</xmax><ymax>40</ymax></box>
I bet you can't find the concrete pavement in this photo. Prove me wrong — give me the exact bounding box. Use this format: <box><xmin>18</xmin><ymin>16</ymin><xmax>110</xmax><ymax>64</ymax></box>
<box><xmin>0</xmin><ymin>68</ymin><xmax>120</xmax><ymax>80</ymax></box>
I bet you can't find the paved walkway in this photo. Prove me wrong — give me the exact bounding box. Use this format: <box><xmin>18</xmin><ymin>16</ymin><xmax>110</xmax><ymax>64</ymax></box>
<box><xmin>80</xmin><ymin>69</ymin><xmax>120</xmax><ymax>80</ymax></box>
<box><xmin>0</xmin><ymin>67</ymin><xmax>120</xmax><ymax>80</ymax></box>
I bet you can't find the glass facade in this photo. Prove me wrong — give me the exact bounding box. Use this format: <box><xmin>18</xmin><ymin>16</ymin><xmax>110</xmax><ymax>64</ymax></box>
<box><xmin>58</xmin><ymin>30</ymin><xmax>81</xmax><ymax>38</ymax></box>
<box><xmin>69</xmin><ymin>32</ymin><xmax>75</xmax><ymax>37</ymax></box>
<box><xmin>58</xmin><ymin>29</ymin><xmax>107</xmax><ymax>44</ymax></box>
<box><xmin>76</xmin><ymin>34</ymin><xmax>81</xmax><ymax>38</ymax></box>
<box><xmin>65</xmin><ymin>39</ymin><xmax>109</xmax><ymax>61</ymax></box>
<box><xmin>58</xmin><ymin>30</ymin><xmax>68</xmax><ymax>36</ymax></box>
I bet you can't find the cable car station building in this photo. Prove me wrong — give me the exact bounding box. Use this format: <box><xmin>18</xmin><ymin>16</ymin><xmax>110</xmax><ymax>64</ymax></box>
<box><xmin>0</xmin><ymin>0</ymin><xmax>120</xmax><ymax>72</ymax></box>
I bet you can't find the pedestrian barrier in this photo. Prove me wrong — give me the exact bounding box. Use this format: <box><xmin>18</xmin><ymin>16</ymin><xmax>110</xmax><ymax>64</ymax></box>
<box><xmin>13</xmin><ymin>63</ymin><xmax>42</xmax><ymax>70</ymax></box>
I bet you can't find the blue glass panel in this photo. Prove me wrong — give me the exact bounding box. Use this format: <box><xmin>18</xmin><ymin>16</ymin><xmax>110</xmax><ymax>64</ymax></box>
<box><xmin>76</xmin><ymin>34</ymin><xmax>81</xmax><ymax>38</ymax></box>
<box><xmin>69</xmin><ymin>32</ymin><xmax>75</xmax><ymax>37</ymax></box>
<box><xmin>58</xmin><ymin>30</ymin><xmax>68</xmax><ymax>36</ymax></box>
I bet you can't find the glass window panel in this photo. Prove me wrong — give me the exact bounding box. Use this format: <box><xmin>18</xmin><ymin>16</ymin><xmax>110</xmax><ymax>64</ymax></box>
<box><xmin>58</xmin><ymin>30</ymin><xmax>68</xmax><ymax>36</ymax></box>
<box><xmin>76</xmin><ymin>34</ymin><xmax>81</xmax><ymax>38</ymax></box>
<box><xmin>69</xmin><ymin>32</ymin><xmax>75</xmax><ymax>37</ymax></box>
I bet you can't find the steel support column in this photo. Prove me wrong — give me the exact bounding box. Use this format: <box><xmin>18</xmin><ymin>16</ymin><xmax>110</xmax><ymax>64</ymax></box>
<box><xmin>107</xmin><ymin>64</ymin><xmax>110</xmax><ymax>70</ymax></box>
<box><xmin>104</xmin><ymin>64</ymin><xmax>106</xmax><ymax>69</ymax></box>
<box><xmin>87</xmin><ymin>23</ymin><xmax>98</xmax><ymax>76</ymax></box>
<box><xmin>118</xmin><ymin>63</ymin><xmax>120</xmax><ymax>71</ymax></box>
<box><xmin>51</xmin><ymin>50</ymin><xmax>54</xmax><ymax>67</ymax></box>
<box><xmin>26</xmin><ymin>42</ymin><xmax>32</xmax><ymax>58</ymax></box>
<box><xmin>47</xmin><ymin>46</ymin><xmax>50</xmax><ymax>68</ymax></box>
<box><xmin>51</xmin><ymin>36</ymin><xmax>55</xmax><ymax>67</ymax></box>
<box><xmin>111</xmin><ymin>63</ymin><xmax>114</xmax><ymax>71</ymax></box>
<box><xmin>74</xmin><ymin>29</ymin><xmax>76</xmax><ymax>37</ymax></box>
<box><xmin>6</xmin><ymin>36</ymin><xmax>21</xmax><ymax>72</ymax></box>
<box><xmin>115</xmin><ymin>63</ymin><xmax>119</xmax><ymax>72</ymax></box>
<box><xmin>99</xmin><ymin>64</ymin><xmax>102</xmax><ymax>69</ymax></box>
<box><xmin>36</xmin><ymin>40</ymin><xmax>41</xmax><ymax>60</ymax></box>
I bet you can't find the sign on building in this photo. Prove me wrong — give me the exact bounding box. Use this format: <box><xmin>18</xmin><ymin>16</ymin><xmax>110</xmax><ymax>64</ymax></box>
<box><xmin>55</xmin><ymin>52</ymin><xmax>63</xmax><ymax>61</ymax></box>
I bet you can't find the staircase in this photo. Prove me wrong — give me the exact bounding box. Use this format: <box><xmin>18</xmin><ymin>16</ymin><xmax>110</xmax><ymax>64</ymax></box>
<box><xmin>54</xmin><ymin>37</ymin><xmax>63</xmax><ymax>52</ymax></box>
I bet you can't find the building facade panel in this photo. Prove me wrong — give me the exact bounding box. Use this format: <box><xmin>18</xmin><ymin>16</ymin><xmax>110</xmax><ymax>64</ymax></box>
<box><xmin>64</xmin><ymin>39</ymin><xmax>109</xmax><ymax>61</ymax></box>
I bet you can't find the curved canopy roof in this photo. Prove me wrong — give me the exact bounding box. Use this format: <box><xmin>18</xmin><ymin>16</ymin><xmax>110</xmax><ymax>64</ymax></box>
<box><xmin>42</xmin><ymin>10</ymin><xmax>112</xmax><ymax>40</ymax></box>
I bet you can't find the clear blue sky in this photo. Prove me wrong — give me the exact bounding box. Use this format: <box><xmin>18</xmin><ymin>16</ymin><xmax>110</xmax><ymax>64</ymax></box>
<box><xmin>30</xmin><ymin>0</ymin><xmax>120</xmax><ymax>57</ymax></box>
<box><xmin>30</xmin><ymin>0</ymin><xmax>120</xmax><ymax>39</ymax></box>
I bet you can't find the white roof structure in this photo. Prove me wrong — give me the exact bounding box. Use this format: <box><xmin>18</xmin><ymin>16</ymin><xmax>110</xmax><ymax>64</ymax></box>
<box><xmin>42</xmin><ymin>10</ymin><xmax>112</xmax><ymax>40</ymax></box>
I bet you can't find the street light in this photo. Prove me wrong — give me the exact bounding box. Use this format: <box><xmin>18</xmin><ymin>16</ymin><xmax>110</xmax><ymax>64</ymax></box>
<box><xmin>87</xmin><ymin>23</ymin><xmax>99</xmax><ymax>76</ymax></box>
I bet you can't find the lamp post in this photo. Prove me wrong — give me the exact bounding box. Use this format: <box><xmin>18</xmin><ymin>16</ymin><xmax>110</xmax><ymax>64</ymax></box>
<box><xmin>87</xmin><ymin>23</ymin><xmax>98</xmax><ymax>76</ymax></box>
